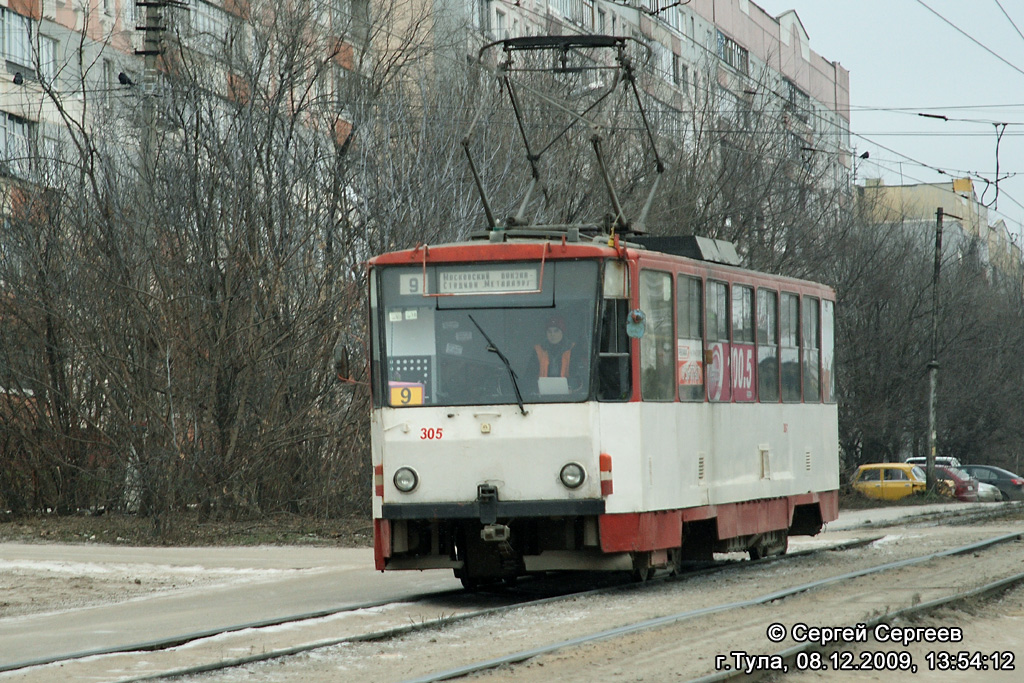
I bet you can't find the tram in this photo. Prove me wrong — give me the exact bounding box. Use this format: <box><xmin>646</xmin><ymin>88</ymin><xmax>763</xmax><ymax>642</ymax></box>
<box><xmin>368</xmin><ymin>230</ymin><xmax>839</xmax><ymax>586</ymax></box>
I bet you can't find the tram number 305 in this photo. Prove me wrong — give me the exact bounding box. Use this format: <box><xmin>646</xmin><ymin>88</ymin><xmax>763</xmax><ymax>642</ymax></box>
<box><xmin>420</xmin><ymin>428</ymin><xmax>443</xmax><ymax>440</ymax></box>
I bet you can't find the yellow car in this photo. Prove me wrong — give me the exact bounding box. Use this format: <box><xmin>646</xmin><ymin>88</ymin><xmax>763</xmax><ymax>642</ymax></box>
<box><xmin>851</xmin><ymin>463</ymin><xmax>927</xmax><ymax>500</ymax></box>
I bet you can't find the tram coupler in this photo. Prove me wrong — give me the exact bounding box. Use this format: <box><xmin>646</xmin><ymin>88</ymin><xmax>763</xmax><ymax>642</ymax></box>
<box><xmin>480</xmin><ymin>523</ymin><xmax>511</xmax><ymax>543</ymax></box>
<box><xmin>477</xmin><ymin>484</ymin><xmax>499</xmax><ymax>524</ymax></box>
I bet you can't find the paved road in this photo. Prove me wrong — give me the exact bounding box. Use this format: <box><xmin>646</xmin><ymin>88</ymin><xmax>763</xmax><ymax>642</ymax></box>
<box><xmin>0</xmin><ymin>544</ymin><xmax>458</xmax><ymax>669</ymax></box>
<box><xmin>0</xmin><ymin>501</ymin><xmax>999</xmax><ymax>670</ymax></box>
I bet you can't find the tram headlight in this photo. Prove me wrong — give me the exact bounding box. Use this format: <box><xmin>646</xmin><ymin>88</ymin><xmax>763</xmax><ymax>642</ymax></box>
<box><xmin>559</xmin><ymin>463</ymin><xmax>586</xmax><ymax>489</ymax></box>
<box><xmin>393</xmin><ymin>467</ymin><xmax>419</xmax><ymax>493</ymax></box>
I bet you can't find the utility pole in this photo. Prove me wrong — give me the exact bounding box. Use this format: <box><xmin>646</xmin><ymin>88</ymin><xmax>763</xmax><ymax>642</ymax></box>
<box><xmin>926</xmin><ymin>207</ymin><xmax>942</xmax><ymax>492</ymax></box>
<box><xmin>136</xmin><ymin>1</ymin><xmax>167</xmax><ymax>187</ymax></box>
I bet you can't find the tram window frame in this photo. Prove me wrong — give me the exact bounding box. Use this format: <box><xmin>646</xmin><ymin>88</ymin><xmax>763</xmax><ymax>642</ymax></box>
<box><xmin>822</xmin><ymin>299</ymin><xmax>836</xmax><ymax>404</ymax></box>
<box><xmin>597</xmin><ymin>297</ymin><xmax>632</xmax><ymax>402</ymax></box>
<box><xmin>731</xmin><ymin>284</ymin><xmax>755</xmax><ymax>402</ymax></box>
<box><xmin>640</xmin><ymin>269</ymin><xmax>676</xmax><ymax>401</ymax></box>
<box><xmin>676</xmin><ymin>275</ymin><xmax>704</xmax><ymax>401</ymax></box>
<box><xmin>802</xmin><ymin>296</ymin><xmax>821</xmax><ymax>403</ymax></box>
<box><xmin>370</xmin><ymin>272</ymin><xmax>382</xmax><ymax>404</ymax></box>
<box><xmin>780</xmin><ymin>291</ymin><xmax>801</xmax><ymax>402</ymax></box>
<box><xmin>706</xmin><ymin>280</ymin><xmax>730</xmax><ymax>402</ymax></box>
<box><xmin>756</xmin><ymin>288</ymin><xmax>779</xmax><ymax>402</ymax></box>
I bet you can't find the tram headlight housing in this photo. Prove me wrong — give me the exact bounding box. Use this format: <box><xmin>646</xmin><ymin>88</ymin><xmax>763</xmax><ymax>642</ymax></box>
<box><xmin>559</xmin><ymin>462</ymin><xmax>586</xmax><ymax>489</ymax></box>
<box><xmin>393</xmin><ymin>467</ymin><xmax>419</xmax><ymax>493</ymax></box>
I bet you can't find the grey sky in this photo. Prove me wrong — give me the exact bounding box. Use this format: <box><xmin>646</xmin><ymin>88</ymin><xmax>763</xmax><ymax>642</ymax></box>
<box><xmin>752</xmin><ymin>0</ymin><xmax>1024</xmax><ymax>236</ymax></box>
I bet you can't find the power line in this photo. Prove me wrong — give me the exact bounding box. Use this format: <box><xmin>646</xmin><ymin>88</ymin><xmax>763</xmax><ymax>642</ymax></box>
<box><xmin>993</xmin><ymin>0</ymin><xmax>1024</xmax><ymax>45</ymax></box>
<box><xmin>914</xmin><ymin>0</ymin><xmax>1024</xmax><ymax>80</ymax></box>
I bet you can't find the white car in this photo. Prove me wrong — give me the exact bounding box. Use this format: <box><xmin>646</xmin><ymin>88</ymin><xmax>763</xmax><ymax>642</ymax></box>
<box><xmin>977</xmin><ymin>482</ymin><xmax>1001</xmax><ymax>502</ymax></box>
<box><xmin>905</xmin><ymin>456</ymin><xmax>962</xmax><ymax>468</ymax></box>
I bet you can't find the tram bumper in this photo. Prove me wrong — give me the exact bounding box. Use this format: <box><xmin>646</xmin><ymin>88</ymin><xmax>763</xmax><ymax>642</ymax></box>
<box><xmin>380</xmin><ymin>496</ymin><xmax>605</xmax><ymax>520</ymax></box>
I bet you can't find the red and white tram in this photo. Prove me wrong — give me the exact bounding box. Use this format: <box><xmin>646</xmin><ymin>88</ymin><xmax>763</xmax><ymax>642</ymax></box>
<box><xmin>368</xmin><ymin>230</ymin><xmax>838</xmax><ymax>586</ymax></box>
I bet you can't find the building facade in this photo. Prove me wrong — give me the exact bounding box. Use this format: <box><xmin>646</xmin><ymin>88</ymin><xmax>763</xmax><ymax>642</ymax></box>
<box><xmin>0</xmin><ymin>1</ymin><xmax>849</xmax><ymax>199</ymax></box>
<box><xmin>444</xmin><ymin>0</ymin><xmax>852</xmax><ymax>191</ymax></box>
<box><xmin>860</xmin><ymin>177</ymin><xmax>1024</xmax><ymax>282</ymax></box>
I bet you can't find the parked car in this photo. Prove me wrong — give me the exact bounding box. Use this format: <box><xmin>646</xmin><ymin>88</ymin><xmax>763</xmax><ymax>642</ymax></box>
<box><xmin>850</xmin><ymin>463</ymin><xmax>927</xmax><ymax>500</ymax></box>
<box><xmin>960</xmin><ymin>465</ymin><xmax>1024</xmax><ymax>501</ymax></box>
<box><xmin>904</xmin><ymin>456</ymin><xmax>962</xmax><ymax>468</ymax></box>
<box><xmin>933</xmin><ymin>465</ymin><xmax>979</xmax><ymax>502</ymax></box>
<box><xmin>976</xmin><ymin>482</ymin><xmax>1001</xmax><ymax>502</ymax></box>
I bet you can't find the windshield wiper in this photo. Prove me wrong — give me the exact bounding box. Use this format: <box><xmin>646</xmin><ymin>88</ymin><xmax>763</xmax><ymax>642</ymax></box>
<box><xmin>467</xmin><ymin>314</ymin><xmax>527</xmax><ymax>416</ymax></box>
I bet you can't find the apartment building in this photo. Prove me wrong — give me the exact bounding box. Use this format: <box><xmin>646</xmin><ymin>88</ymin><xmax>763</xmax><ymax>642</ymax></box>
<box><xmin>860</xmin><ymin>177</ymin><xmax>1024</xmax><ymax>281</ymax></box>
<box><xmin>0</xmin><ymin>1</ymin><xmax>368</xmax><ymax>191</ymax></box>
<box><xmin>0</xmin><ymin>1</ymin><xmax>848</xmax><ymax>194</ymax></box>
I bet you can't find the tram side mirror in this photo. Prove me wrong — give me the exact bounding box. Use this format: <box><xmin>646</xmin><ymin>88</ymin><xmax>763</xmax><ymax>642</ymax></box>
<box><xmin>333</xmin><ymin>343</ymin><xmax>352</xmax><ymax>383</ymax></box>
<box><xmin>626</xmin><ymin>309</ymin><xmax>646</xmax><ymax>339</ymax></box>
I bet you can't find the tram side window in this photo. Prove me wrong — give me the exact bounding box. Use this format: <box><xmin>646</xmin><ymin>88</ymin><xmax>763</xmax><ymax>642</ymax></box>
<box><xmin>731</xmin><ymin>285</ymin><xmax>755</xmax><ymax>402</ymax></box>
<box><xmin>640</xmin><ymin>270</ymin><xmax>675</xmax><ymax>401</ymax></box>
<box><xmin>803</xmin><ymin>296</ymin><xmax>821</xmax><ymax>403</ymax></box>
<box><xmin>780</xmin><ymin>292</ymin><xmax>801</xmax><ymax>402</ymax></box>
<box><xmin>756</xmin><ymin>288</ymin><xmax>779</xmax><ymax>402</ymax></box>
<box><xmin>598</xmin><ymin>298</ymin><xmax>632</xmax><ymax>401</ymax></box>
<box><xmin>822</xmin><ymin>300</ymin><xmax>836</xmax><ymax>403</ymax></box>
<box><xmin>706</xmin><ymin>280</ymin><xmax>730</xmax><ymax>402</ymax></box>
<box><xmin>676</xmin><ymin>275</ymin><xmax>703</xmax><ymax>401</ymax></box>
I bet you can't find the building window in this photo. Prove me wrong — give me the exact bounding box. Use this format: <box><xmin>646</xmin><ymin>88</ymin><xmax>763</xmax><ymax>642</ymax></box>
<box><xmin>495</xmin><ymin>9</ymin><xmax>506</xmax><ymax>39</ymax></box>
<box><xmin>672</xmin><ymin>54</ymin><xmax>688</xmax><ymax>90</ymax></box>
<box><xmin>786</xmin><ymin>79</ymin><xmax>811</xmax><ymax>123</ymax></box>
<box><xmin>717</xmin><ymin>31</ymin><xmax>748</xmax><ymax>75</ymax></box>
<box><xmin>478</xmin><ymin>0</ymin><xmax>490</xmax><ymax>35</ymax></box>
<box><xmin>102</xmin><ymin>58</ymin><xmax>116</xmax><ymax>105</ymax></box>
<box><xmin>0</xmin><ymin>113</ymin><xmax>34</xmax><ymax>178</ymax></box>
<box><xmin>3</xmin><ymin>10</ymin><xmax>33</xmax><ymax>68</ymax></box>
<box><xmin>38</xmin><ymin>35</ymin><xmax>58</xmax><ymax>82</ymax></box>
<box><xmin>190</xmin><ymin>0</ymin><xmax>228</xmax><ymax>54</ymax></box>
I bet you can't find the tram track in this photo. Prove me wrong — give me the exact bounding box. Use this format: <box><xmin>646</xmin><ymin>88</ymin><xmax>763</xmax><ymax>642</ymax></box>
<box><xmin>690</xmin><ymin>568</ymin><xmax>1024</xmax><ymax>683</ymax></box>
<box><xmin>3</xmin><ymin>513</ymin><xmax>1019</xmax><ymax>683</ymax></box>
<box><xmin>0</xmin><ymin>536</ymin><xmax>877</xmax><ymax>683</ymax></box>
<box><xmin>399</xmin><ymin>529</ymin><xmax>1024</xmax><ymax>683</ymax></box>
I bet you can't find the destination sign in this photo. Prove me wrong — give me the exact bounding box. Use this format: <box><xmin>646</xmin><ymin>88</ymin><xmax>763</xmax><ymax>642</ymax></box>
<box><xmin>438</xmin><ymin>268</ymin><xmax>539</xmax><ymax>294</ymax></box>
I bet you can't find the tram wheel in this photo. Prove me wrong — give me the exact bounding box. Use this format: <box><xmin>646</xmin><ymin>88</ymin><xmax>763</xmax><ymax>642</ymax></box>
<box><xmin>630</xmin><ymin>552</ymin><xmax>655</xmax><ymax>582</ymax></box>
<box><xmin>749</xmin><ymin>531</ymin><xmax>788</xmax><ymax>561</ymax></box>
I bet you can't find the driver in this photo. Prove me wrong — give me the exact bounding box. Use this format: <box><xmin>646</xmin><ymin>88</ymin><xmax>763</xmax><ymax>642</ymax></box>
<box><xmin>534</xmin><ymin>316</ymin><xmax>575</xmax><ymax>379</ymax></box>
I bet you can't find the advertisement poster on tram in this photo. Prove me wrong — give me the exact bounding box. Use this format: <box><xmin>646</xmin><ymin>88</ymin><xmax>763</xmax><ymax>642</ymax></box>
<box><xmin>707</xmin><ymin>342</ymin><xmax>731</xmax><ymax>401</ymax></box>
<box><xmin>731</xmin><ymin>343</ymin><xmax>756</xmax><ymax>402</ymax></box>
<box><xmin>677</xmin><ymin>340</ymin><xmax>703</xmax><ymax>386</ymax></box>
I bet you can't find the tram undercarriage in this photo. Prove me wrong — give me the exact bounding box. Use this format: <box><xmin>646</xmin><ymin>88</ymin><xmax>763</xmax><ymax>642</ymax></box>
<box><xmin>381</xmin><ymin>505</ymin><xmax>820</xmax><ymax>588</ymax></box>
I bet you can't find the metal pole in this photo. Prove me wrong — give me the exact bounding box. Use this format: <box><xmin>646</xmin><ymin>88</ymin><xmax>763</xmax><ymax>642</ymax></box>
<box><xmin>926</xmin><ymin>207</ymin><xmax>943</xmax><ymax>492</ymax></box>
<box><xmin>139</xmin><ymin>1</ymin><xmax>163</xmax><ymax>189</ymax></box>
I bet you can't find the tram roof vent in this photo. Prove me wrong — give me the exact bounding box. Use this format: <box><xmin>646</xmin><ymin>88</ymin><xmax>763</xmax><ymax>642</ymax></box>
<box><xmin>630</xmin><ymin>236</ymin><xmax>742</xmax><ymax>266</ymax></box>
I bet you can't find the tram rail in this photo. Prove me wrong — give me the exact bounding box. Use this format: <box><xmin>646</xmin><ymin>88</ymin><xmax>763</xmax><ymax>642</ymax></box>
<box><xmin>3</xmin><ymin>517</ymin><xmax>1021</xmax><ymax>682</ymax></box>
<box><xmin>401</xmin><ymin>529</ymin><xmax>1024</xmax><ymax>683</ymax></box>
<box><xmin>0</xmin><ymin>537</ymin><xmax>876</xmax><ymax>683</ymax></box>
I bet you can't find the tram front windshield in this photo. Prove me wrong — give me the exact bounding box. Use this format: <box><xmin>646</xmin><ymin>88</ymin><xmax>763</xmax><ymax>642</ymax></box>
<box><xmin>374</xmin><ymin>260</ymin><xmax>599</xmax><ymax>407</ymax></box>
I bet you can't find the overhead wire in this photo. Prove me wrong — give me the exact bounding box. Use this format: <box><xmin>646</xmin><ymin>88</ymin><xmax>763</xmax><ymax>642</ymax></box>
<box><xmin>913</xmin><ymin>0</ymin><xmax>1024</xmax><ymax>80</ymax></box>
<box><xmin>994</xmin><ymin>0</ymin><xmax>1024</xmax><ymax>45</ymax></box>
<box><xmin>105</xmin><ymin>0</ymin><xmax>1024</xmax><ymax>233</ymax></box>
